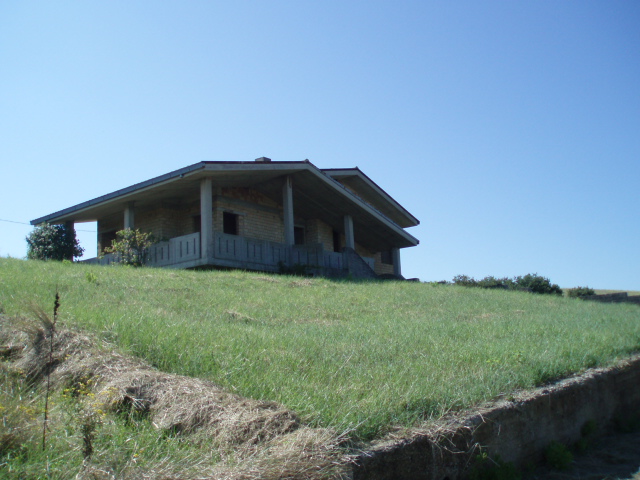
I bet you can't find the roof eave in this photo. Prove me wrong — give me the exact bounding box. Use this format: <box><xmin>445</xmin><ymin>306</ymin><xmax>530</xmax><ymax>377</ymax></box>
<box><xmin>321</xmin><ymin>167</ymin><xmax>420</xmax><ymax>227</ymax></box>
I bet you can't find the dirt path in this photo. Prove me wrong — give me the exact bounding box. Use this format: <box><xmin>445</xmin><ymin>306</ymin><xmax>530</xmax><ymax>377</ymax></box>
<box><xmin>528</xmin><ymin>430</ymin><xmax>640</xmax><ymax>480</ymax></box>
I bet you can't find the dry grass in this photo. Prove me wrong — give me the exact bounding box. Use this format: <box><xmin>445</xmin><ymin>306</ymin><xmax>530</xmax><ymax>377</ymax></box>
<box><xmin>0</xmin><ymin>314</ymin><xmax>350</xmax><ymax>479</ymax></box>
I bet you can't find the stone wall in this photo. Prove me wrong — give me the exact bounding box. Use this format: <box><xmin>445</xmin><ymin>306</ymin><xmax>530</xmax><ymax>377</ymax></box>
<box><xmin>352</xmin><ymin>355</ymin><xmax>640</xmax><ymax>480</ymax></box>
<box><xmin>582</xmin><ymin>292</ymin><xmax>640</xmax><ymax>305</ymax></box>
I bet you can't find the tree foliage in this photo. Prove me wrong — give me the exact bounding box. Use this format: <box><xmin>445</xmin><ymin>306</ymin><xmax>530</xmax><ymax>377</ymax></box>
<box><xmin>26</xmin><ymin>224</ymin><xmax>84</xmax><ymax>261</ymax></box>
<box><xmin>452</xmin><ymin>273</ymin><xmax>563</xmax><ymax>295</ymax></box>
<box><xmin>104</xmin><ymin>228</ymin><xmax>155</xmax><ymax>266</ymax></box>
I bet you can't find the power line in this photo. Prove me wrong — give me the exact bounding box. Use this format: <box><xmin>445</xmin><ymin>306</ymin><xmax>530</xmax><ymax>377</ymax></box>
<box><xmin>0</xmin><ymin>218</ymin><xmax>96</xmax><ymax>233</ymax></box>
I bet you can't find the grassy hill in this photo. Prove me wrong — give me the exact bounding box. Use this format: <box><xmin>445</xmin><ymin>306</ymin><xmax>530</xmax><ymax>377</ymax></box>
<box><xmin>2</xmin><ymin>258</ymin><xmax>639</xmax><ymax>439</ymax></box>
<box><xmin>1</xmin><ymin>257</ymin><xmax>639</xmax><ymax>478</ymax></box>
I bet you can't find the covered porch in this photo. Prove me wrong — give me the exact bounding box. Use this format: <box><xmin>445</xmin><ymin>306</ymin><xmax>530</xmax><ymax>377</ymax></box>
<box><xmin>83</xmin><ymin>230</ymin><xmax>375</xmax><ymax>277</ymax></box>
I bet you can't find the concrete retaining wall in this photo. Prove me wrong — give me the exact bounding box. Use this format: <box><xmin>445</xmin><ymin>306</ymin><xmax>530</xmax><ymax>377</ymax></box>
<box><xmin>582</xmin><ymin>292</ymin><xmax>640</xmax><ymax>305</ymax></box>
<box><xmin>352</xmin><ymin>355</ymin><xmax>640</xmax><ymax>480</ymax></box>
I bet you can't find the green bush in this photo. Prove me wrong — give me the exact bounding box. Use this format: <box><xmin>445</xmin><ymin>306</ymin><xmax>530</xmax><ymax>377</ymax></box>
<box><xmin>452</xmin><ymin>274</ymin><xmax>477</xmax><ymax>287</ymax></box>
<box><xmin>545</xmin><ymin>441</ymin><xmax>573</xmax><ymax>470</ymax></box>
<box><xmin>452</xmin><ymin>273</ymin><xmax>562</xmax><ymax>295</ymax></box>
<box><xmin>26</xmin><ymin>223</ymin><xmax>84</xmax><ymax>261</ymax></box>
<box><xmin>103</xmin><ymin>228</ymin><xmax>155</xmax><ymax>266</ymax></box>
<box><xmin>515</xmin><ymin>274</ymin><xmax>563</xmax><ymax>296</ymax></box>
<box><xmin>469</xmin><ymin>453</ymin><xmax>521</xmax><ymax>480</ymax></box>
<box><xmin>567</xmin><ymin>286</ymin><xmax>596</xmax><ymax>298</ymax></box>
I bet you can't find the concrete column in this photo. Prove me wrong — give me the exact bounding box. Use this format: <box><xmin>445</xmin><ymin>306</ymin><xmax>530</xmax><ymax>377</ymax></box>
<box><xmin>343</xmin><ymin>215</ymin><xmax>355</xmax><ymax>250</ymax></box>
<box><xmin>200</xmin><ymin>178</ymin><xmax>213</xmax><ymax>260</ymax></box>
<box><xmin>124</xmin><ymin>202</ymin><xmax>135</xmax><ymax>230</ymax></box>
<box><xmin>282</xmin><ymin>175</ymin><xmax>294</xmax><ymax>246</ymax></box>
<box><xmin>64</xmin><ymin>220</ymin><xmax>75</xmax><ymax>261</ymax></box>
<box><xmin>392</xmin><ymin>247</ymin><xmax>402</xmax><ymax>277</ymax></box>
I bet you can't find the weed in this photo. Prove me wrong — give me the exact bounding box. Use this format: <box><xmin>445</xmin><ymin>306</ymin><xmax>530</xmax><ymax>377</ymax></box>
<box><xmin>545</xmin><ymin>441</ymin><xmax>573</xmax><ymax>470</ymax></box>
<box><xmin>469</xmin><ymin>452</ymin><xmax>521</xmax><ymax>480</ymax></box>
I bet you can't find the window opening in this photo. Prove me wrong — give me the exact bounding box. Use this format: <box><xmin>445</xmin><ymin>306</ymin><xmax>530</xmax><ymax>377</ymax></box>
<box><xmin>332</xmin><ymin>230</ymin><xmax>341</xmax><ymax>252</ymax></box>
<box><xmin>223</xmin><ymin>212</ymin><xmax>239</xmax><ymax>235</ymax></box>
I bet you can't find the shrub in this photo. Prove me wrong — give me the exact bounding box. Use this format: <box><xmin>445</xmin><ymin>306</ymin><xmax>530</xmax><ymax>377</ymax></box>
<box><xmin>452</xmin><ymin>273</ymin><xmax>563</xmax><ymax>295</ymax></box>
<box><xmin>545</xmin><ymin>441</ymin><xmax>573</xmax><ymax>470</ymax></box>
<box><xmin>452</xmin><ymin>274</ymin><xmax>478</xmax><ymax>287</ymax></box>
<box><xmin>515</xmin><ymin>274</ymin><xmax>563</xmax><ymax>296</ymax></box>
<box><xmin>104</xmin><ymin>228</ymin><xmax>155</xmax><ymax>266</ymax></box>
<box><xmin>477</xmin><ymin>276</ymin><xmax>515</xmax><ymax>290</ymax></box>
<box><xmin>469</xmin><ymin>452</ymin><xmax>521</xmax><ymax>480</ymax></box>
<box><xmin>567</xmin><ymin>286</ymin><xmax>595</xmax><ymax>298</ymax></box>
<box><xmin>26</xmin><ymin>223</ymin><xmax>84</xmax><ymax>261</ymax></box>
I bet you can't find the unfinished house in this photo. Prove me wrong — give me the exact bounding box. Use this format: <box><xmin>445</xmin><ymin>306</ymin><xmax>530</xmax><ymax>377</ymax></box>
<box><xmin>30</xmin><ymin>158</ymin><xmax>419</xmax><ymax>279</ymax></box>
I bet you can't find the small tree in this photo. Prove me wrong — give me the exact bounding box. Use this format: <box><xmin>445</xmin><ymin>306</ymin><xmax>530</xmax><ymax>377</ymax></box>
<box><xmin>104</xmin><ymin>228</ymin><xmax>154</xmax><ymax>266</ymax></box>
<box><xmin>26</xmin><ymin>224</ymin><xmax>84</xmax><ymax>261</ymax></box>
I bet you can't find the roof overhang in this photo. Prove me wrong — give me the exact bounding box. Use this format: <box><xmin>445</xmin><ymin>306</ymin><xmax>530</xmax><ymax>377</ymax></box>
<box><xmin>31</xmin><ymin>161</ymin><xmax>419</xmax><ymax>250</ymax></box>
<box><xmin>322</xmin><ymin>168</ymin><xmax>419</xmax><ymax>228</ymax></box>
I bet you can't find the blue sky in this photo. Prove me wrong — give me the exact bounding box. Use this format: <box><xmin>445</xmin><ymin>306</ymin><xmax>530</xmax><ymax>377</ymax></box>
<box><xmin>1</xmin><ymin>1</ymin><xmax>638</xmax><ymax>290</ymax></box>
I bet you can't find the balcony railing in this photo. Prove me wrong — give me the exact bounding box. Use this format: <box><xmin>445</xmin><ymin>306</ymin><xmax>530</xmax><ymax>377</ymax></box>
<box><xmin>83</xmin><ymin>232</ymin><xmax>200</xmax><ymax>267</ymax></box>
<box><xmin>82</xmin><ymin>231</ymin><xmax>374</xmax><ymax>277</ymax></box>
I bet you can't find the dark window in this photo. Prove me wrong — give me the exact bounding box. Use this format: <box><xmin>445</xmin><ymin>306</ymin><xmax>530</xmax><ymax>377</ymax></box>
<box><xmin>192</xmin><ymin>215</ymin><xmax>201</xmax><ymax>233</ymax></box>
<box><xmin>223</xmin><ymin>212</ymin><xmax>239</xmax><ymax>235</ymax></box>
<box><xmin>333</xmin><ymin>230</ymin><xmax>341</xmax><ymax>252</ymax></box>
<box><xmin>294</xmin><ymin>226</ymin><xmax>305</xmax><ymax>245</ymax></box>
<box><xmin>381</xmin><ymin>249</ymin><xmax>394</xmax><ymax>265</ymax></box>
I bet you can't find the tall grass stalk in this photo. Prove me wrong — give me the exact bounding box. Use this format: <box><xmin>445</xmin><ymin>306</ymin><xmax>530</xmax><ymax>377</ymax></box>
<box><xmin>41</xmin><ymin>290</ymin><xmax>60</xmax><ymax>451</ymax></box>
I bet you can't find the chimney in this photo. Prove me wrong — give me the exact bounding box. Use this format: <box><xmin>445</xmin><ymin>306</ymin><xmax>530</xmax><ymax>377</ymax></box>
<box><xmin>255</xmin><ymin>157</ymin><xmax>272</xmax><ymax>163</ymax></box>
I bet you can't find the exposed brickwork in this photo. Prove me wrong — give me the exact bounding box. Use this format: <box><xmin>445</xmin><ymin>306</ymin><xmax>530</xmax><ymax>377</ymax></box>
<box><xmin>306</xmin><ymin>218</ymin><xmax>334</xmax><ymax>250</ymax></box>
<box><xmin>94</xmin><ymin>185</ymin><xmax>403</xmax><ymax>277</ymax></box>
<box><xmin>372</xmin><ymin>251</ymin><xmax>394</xmax><ymax>276</ymax></box>
<box><xmin>216</xmin><ymin>188</ymin><xmax>284</xmax><ymax>243</ymax></box>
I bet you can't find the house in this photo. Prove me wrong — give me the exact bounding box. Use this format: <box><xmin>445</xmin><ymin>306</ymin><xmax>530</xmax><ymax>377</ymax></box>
<box><xmin>31</xmin><ymin>158</ymin><xmax>419</xmax><ymax>279</ymax></box>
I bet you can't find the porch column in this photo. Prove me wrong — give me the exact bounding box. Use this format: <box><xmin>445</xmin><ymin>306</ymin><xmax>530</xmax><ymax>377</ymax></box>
<box><xmin>343</xmin><ymin>215</ymin><xmax>355</xmax><ymax>250</ymax></box>
<box><xmin>64</xmin><ymin>220</ymin><xmax>75</xmax><ymax>261</ymax></box>
<box><xmin>124</xmin><ymin>202</ymin><xmax>135</xmax><ymax>230</ymax></box>
<box><xmin>283</xmin><ymin>175</ymin><xmax>294</xmax><ymax>246</ymax></box>
<box><xmin>200</xmin><ymin>178</ymin><xmax>213</xmax><ymax>260</ymax></box>
<box><xmin>392</xmin><ymin>247</ymin><xmax>401</xmax><ymax>277</ymax></box>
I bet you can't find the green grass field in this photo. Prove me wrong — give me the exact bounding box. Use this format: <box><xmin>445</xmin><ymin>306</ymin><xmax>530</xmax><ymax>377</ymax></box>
<box><xmin>2</xmin><ymin>257</ymin><xmax>639</xmax><ymax>442</ymax></box>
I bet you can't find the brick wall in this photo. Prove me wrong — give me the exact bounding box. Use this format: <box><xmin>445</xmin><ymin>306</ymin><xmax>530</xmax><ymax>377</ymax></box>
<box><xmin>372</xmin><ymin>251</ymin><xmax>395</xmax><ymax>276</ymax></box>
<box><xmin>306</xmin><ymin>218</ymin><xmax>334</xmax><ymax>249</ymax></box>
<box><xmin>216</xmin><ymin>187</ymin><xmax>284</xmax><ymax>243</ymax></box>
<box><xmin>95</xmin><ymin>186</ymin><xmax>401</xmax><ymax>276</ymax></box>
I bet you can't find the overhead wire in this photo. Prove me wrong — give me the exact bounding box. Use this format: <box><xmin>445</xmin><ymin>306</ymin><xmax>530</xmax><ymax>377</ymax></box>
<box><xmin>0</xmin><ymin>218</ymin><xmax>96</xmax><ymax>233</ymax></box>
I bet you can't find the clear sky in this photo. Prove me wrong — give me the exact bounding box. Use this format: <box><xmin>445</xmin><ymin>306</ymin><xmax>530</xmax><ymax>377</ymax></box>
<box><xmin>1</xmin><ymin>1</ymin><xmax>638</xmax><ymax>290</ymax></box>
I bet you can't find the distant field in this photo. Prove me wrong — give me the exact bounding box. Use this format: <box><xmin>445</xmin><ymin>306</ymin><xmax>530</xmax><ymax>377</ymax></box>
<box><xmin>1</xmin><ymin>257</ymin><xmax>639</xmax><ymax>441</ymax></box>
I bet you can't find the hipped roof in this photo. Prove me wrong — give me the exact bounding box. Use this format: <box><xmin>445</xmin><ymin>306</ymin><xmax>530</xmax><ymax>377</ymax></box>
<box><xmin>31</xmin><ymin>160</ymin><xmax>419</xmax><ymax>250</ymax></box>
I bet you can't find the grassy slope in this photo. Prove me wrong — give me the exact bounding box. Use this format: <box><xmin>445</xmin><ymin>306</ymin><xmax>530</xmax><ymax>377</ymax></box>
<box><xmin>1</xmin><ymin>258</ymin><xmax>639</xmax><ymax>441</ymax></box>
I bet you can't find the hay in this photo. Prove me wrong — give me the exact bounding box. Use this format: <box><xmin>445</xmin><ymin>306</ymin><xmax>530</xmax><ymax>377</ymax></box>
<box><xmin>0</xmin><ymin>314</ymin><xmax>349</xmax><ymax>479</ymax></box>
